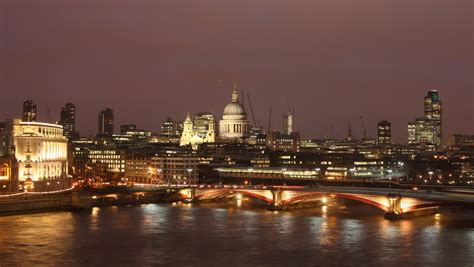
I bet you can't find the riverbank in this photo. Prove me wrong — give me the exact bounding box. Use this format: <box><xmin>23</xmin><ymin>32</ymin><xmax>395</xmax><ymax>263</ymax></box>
<box><xmin>0</xmin><ymin>188</ymin><xmax>180</xmax><ymax>216</ymax></box>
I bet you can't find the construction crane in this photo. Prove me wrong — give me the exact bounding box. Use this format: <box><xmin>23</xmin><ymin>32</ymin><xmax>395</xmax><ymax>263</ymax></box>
<box><xmin>246</xmin><ymin>93</ymin><xmax>259</xmax><ymax>128</ymax></box>
<box><xmin>347</xmin><ymin>122</ymin><xmax>353</xmax><ymax>141</ymax></box>
<box><xmin>360</xmin><ymin>113</ymin><xmax>367</xmax><ymax>140</ymax></box>
<box><xmin>47</xmin><ymin>106</ymin><xmax>52</xmax><ymax>123</ymax></box>
<box><xmin>267</xmin><ymin>107</ymin><xmax>272</xmax><ymax>133</ymax></box>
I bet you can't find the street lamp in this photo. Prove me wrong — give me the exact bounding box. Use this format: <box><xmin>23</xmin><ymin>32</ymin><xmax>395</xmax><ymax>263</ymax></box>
<box><xmin>156</xmin><ymin>168</ymin><xmax>162</xmax><ymax>186</ymax></box>
<box><xmin>187</xmin><ymin>168</ymin><xmax>193</xmax><ymax>185</ymax></box>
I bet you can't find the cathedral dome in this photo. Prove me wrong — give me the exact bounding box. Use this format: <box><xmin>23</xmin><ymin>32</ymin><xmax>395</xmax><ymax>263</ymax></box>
<box><xmin>223</xmin><ymin>102</ymin><xmax>246</xmax><ymax>116</ymax></box>
<box><xmin>219</xmin><ymin>83</ymin><xmax>250</xmax><ymax>140</ymax></box>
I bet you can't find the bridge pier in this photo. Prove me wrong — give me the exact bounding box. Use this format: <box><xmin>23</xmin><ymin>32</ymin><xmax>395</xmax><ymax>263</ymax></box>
<box><xmin>384</xmin><ymin>193</ymin><xmax>439</xmax><ymax>220</ymax></box>
<box><xmin>182</xmin><ymin>188</ymin><xmax>196</xmax><ymax>203</ymax></box>
<box><xmin>269</xmin><ymin>189</ymin><xmax>285</xmax><ymax>210</ymax></box>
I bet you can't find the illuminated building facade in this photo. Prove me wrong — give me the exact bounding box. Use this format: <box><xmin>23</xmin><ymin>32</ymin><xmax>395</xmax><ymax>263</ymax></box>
<box><xmin>266</xmin><ymin>131</ymin><xmax>301</xmax><ymax>152</ymax></box>
<box><xmin>22</xmin><ymin>100</ymin><xmax>37</xmax><ymax>122</ymax></box>
<box><xmin>120</xmin><ymin>124</ymin><xmax>152</xmax><ymax>141</ymax></box>
<box><xmin>125</xmin><ymin>147</ymin><xmax>199</xmax><ymax>185</ymax></box>
<box><xmin>98</xmin><ymin>108</ymin><xmax>114</xmax><ymax>135</ymax></box>
<box><xmin>88</xmin><ymin>146</ymin><xmax>126</xmax><ymax>176</ymax></box>
<box><xmin>214</xmin><ymin>167</ymin><xmax>321</xmax><ymax>183</ymax></box>
<box><xmin>180</xmin><ymin>112</ymin><xmax>215</xmax><ymax>149</ymax></box>
<box><xmin>70</xmin><ymin>137</ymin><xmax>95</xmax><ymax>177</ymax></box>
<box><xmin>408</xmin><ymin>90</ymin><xmax>442</xmax><ymax>148</ymax></box>
<box><xmin>0</xmin><ymin>119</ymin><xmax>68</xmax><ymax>192</ymax></box>
<box><xmin>219</xmin><ymin>83</ymin><xmax>250</xmax><ymax>141</ymax></box>
<box><xmin>160</xmin><ymin>117</ymin><xmax>180</xmax><ymax>136</ymax></box>
<box><xmin>377</xmin><ymin>121</ymin><xmax>391</xmax><ymax>145</ymax></box>
<box><xmin>125</xmin><ymin>152</ymin><xmax>154</xmax><ymax>184</ymax></box>
<box><xmin>151</xmin><ymin>155</ymin><xmax>199</xmax><ymax>185</ymax></box>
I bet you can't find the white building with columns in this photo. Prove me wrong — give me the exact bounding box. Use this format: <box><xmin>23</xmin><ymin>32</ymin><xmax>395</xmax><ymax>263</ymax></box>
<box><xmin>0</xmin><ymin>119</ymin><xmax>69</xmax><ymax>192</ymax></box>
<box><xmin>219</xmin><ymin>84</ymin><xmax>250</xmax><ymax>141</ymax></box>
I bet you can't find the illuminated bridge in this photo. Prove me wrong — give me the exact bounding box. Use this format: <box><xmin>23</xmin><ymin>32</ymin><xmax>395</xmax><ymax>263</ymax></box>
<box><xmin>178</xmin><ymin>186</ymin><xmax>474</xmax><ymax>220</ymax></box>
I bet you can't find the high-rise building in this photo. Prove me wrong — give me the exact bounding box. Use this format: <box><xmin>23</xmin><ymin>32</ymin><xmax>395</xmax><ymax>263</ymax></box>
<box><xmin>424</xmin><ymin>90</ymin><xmax>442</xmax><ymax>120</ymax></box>
<box><xmin>98</xmin><ymin>108</ymin><xmax>114</xmax><ymax>135</ymax></box>
<box><xmin>377</xmin><ymin>121</ymin><xmax>391</xmax><ymax>145</ymax></box>
<box><xmin>283</xmin><ymin>111</ymin><xmax>294</xmax><ymax>135</ymax></box>
<box><xmin>59</xmin><ymin>103</ymin><xmax>77</xmax><ymax>140</ymax></box>
<box><xmin>22</xmin><ymin>100</ymin><xmax>37</xmax><ymax>122</ymax></box>
<box><xmin>408</xmin><ymin>90</ymin><xmax>442</xmax><ymax>148</ymax></box>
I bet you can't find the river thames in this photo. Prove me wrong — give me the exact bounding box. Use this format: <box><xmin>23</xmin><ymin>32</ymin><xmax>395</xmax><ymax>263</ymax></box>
<box><xmin>0</xmin><ymin>200</ymin><xmax>473</xmax><ymax>266</ymax></box>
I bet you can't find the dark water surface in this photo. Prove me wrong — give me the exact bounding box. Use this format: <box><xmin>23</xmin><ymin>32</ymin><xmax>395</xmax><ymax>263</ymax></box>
<box><xmin>0</xmin><ymin>201</ymin><xmax>473</xmax><ymax>266</ymax></box>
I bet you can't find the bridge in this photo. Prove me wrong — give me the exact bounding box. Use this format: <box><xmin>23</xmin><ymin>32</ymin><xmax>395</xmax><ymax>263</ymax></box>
<box><xmin>178</xmin><ymin>186</ymin><xmax>474</xmax><ymax>220</ymax></box>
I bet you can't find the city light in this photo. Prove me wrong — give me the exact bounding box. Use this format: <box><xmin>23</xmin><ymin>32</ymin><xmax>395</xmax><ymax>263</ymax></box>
<box><xmin>321</xmin><ymin>197</ymin><xmax>328</xmax><ymax>204</ymax></box>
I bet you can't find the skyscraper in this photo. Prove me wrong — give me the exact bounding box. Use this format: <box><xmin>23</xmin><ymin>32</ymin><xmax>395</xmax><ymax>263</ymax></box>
<box><xmin>22</xmin><ymin>100</ymin><xmax>37</xmax><ymax>122</ymax></box>
<box><xmin>98</xmin><ymin>108</ymin><xmax>114</xmax><ymax>135</ymax></box>
<box><xmin>59</xmin><ymin>103</ymin><xmax>77</xmax><ymax>140</ymax></box>
<box><xmin>377</xmin><ymin>121</ymin><xmax>391</xmax><ymax>145</ymax></box>
<box><xmin>424</xmin><ymin>90</ymin><xmax>442</xmax><ymax>120</ymax></box>
<box><xmin>408</xmin><ymin>90</ymin><xmax>442</xmax><ymax>148</ymax></box>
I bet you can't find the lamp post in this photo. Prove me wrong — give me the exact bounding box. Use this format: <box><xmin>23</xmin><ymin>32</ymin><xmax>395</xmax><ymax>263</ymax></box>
<box><xmin>187</xmin><ymin>168</ymin><xmax>193</xmax><ymax>185</ymax></box>
<box><xmin>157</xmin><ymin>168</ymin><xmax>162</xmax><ymax>186</ymax></box>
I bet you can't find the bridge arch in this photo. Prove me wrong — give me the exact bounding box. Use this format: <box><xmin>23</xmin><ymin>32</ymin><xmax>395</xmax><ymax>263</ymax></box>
<box><xmin>178</xmin><ymin>188</ymin><xmax>274</xmax><ymax>204</ymax></box>
<box><xmin>235</xmin><ymin>190</ymin><xmax>273</xmax><ymax>204</ymax></box>
<box><xmin>334</xmin><ymin>193</ymin><xmax>390</xmax><ymax>212</ymax></box>
<box><xmin>281</xmin><ymin>192</ymin><xmax>326</xmax><ymax>206</ymax></box>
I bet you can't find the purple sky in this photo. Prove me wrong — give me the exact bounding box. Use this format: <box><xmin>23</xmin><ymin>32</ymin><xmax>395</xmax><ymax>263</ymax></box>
<box><xmin>1</xmin><ymin>0</ymin><xmax>473</xmax><ymax>142</ymax></box>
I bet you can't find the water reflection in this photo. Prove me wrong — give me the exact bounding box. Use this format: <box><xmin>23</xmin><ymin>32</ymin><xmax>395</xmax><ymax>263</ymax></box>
<box><xmin>0</xmin><ymin>204</ymin><xmax>473</xmax><ymax>266</ymax></box>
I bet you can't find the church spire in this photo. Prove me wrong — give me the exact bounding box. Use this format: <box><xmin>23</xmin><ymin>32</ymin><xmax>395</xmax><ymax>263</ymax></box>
<box><xmin>232</xmin><ymin>82</ymin><xmax>239</xmax><ymax>103</ymax></box>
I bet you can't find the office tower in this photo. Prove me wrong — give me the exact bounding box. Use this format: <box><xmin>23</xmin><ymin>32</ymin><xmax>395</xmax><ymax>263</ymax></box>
<box><xmin>424</xmin><ymin>90</ymin><xmax>442</xmax><ymax>120</ymax></box>
<box><xmin>59</xmin><ymin>103</ymin><xmax>77</xmax><ymax>139</ymax></box>
<box><xmin>408</xmin><ymin>90</ymin><xmax>442</xmax><ymax>148</ymax></box>
<box><xmin>98</xmin><ymin>108</ymin><xmax>114</xmax><ymax>135</ymax></box>
<box><xmin>377</xmin><ymin>121</ymin><xmax>391</xmax><ymax>145</ymax></box>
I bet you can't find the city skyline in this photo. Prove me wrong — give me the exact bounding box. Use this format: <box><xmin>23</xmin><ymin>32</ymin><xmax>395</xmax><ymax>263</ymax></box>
<box><xmin>0</xmin><ymin>87</ymin><xmax>470</xmax><ymax>144</ymax></box>
<box><xmin>1</xmin><ymin>0</ymin><xmax>473</xmax><ymax>142</ymax></box>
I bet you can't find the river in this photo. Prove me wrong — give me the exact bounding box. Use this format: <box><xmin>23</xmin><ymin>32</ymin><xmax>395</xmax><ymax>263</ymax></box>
<box><xmin>0</xmin><ymin>199</ymin><xmax>473</xmax><ymax>266</ymax></box>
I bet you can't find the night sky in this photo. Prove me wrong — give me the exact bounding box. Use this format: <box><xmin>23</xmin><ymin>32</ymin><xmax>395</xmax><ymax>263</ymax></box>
<box><xmin>1</xmin><ymin>0</ymin><xmax>473</xmax><ymax>142</ymax></box>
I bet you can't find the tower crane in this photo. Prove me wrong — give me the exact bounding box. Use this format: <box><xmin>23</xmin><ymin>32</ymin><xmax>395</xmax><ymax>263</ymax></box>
<box><xmin>267</xmin><ymin>107</ymin><xmax>272</xmax><ymax>133</ymax></box>
<box><xmin>360</xmin><ymin>113</ymin><xmax>367</xmax><ymax>140</ymax></box>
<box><xmin>246</xmin><ymin>93</ymin><xmax>259</xmax><ymax>128</ymax></box>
